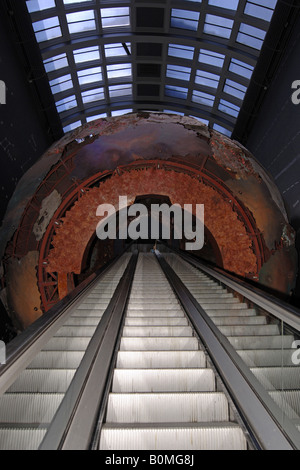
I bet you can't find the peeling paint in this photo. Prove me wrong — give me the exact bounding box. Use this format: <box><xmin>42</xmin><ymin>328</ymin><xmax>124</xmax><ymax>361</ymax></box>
<box><xmin>33</xmin><ymin>190</ymin><xmax>62</xmax><ymax>241</ymax></box>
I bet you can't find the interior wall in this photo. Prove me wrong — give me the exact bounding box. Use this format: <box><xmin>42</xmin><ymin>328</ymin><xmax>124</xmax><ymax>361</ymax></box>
<box><xmin>244</xmin><ymin>13</ymin><xmax>300</xmax><ymax>305</ymax></box>
<box><xmin>0</xmin><ymin>2</ymin><xmax>61</xmax><ymax>226</ymax></box>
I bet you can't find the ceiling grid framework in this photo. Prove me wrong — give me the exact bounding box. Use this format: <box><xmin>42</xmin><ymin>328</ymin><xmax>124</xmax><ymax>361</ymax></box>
<box><xmin>25</xmin><ymin>0</ymin><xmax>278</xmax><ymax>136</ymax></box>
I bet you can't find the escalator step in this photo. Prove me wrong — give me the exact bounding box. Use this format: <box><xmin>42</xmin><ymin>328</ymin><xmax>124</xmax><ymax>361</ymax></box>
<box><xmin>116</xmin><ymin>351</ymin><xmax>206</xmax><ymax>369</ymax></box>
<box><xmin>120</xmin><ymin>337</ymin><xmax>199</xmax><ymax>351</ymax></box>
<box><xmin>112</xmin><ymin>368</ymin><xmax>216</xmax><ymax>392</ymax></box>
<box><xmin>106</xmin><ymin>392</ymin><xmax>229</xmax><ymax>423</ymax></box>
<box><xmin>0</xmin><ymin>393</ymin><xmax>64</xmax><ymax>423</ymax></box>
<box><xmin>100</xmin><ymin>423</ymin><xmax>247</xmax><ymax>450</ymax></box>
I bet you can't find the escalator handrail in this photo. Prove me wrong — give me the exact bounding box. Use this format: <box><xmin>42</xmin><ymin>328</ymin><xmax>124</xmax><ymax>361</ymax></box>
<box><xmin>0</xmin><ymin>249</ymin><xmax>131</xmax><ymax>396</ymax></box>
<box><xmin>161</xmin><ymin>244</ymin><xmax>300</xmax><ymax>332</ymax></box>
<box><xmin>156</xmin><ymin>252</ymin><xmax>300</xmax><ymax>450</ymax></box>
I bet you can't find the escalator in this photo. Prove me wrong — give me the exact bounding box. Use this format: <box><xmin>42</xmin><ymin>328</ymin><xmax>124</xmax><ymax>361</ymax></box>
<box><xmin>0</xmin><ymin>249</ymin><xmax>300</xmax><ymax>450</ymax></box>
<box><xmin>100</xmin><ymin>253</ymin><xmax>247</xmax><ymax>450</ymax></box>
<box><xmin>0</xmin><ymin>253</ymin><xmax>132</xmax><ymax>450</ymax></box>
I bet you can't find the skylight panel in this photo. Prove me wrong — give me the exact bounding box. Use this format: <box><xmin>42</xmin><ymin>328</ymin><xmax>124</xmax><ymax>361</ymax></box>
<box><xmin>224</xmin><ymin>79</ymin><xmax>247</xmax><ymax>100</ymax></box>
<box><xmin>105</xmin><ymin>43</ymin><xmax>131</xmax><ymax>58</ymax></box>
<box><xmin>66</xmin><ymin>10</ymin><xmax>96</xmax><ymax>34</ymax></box>
<box><xmin>199</xmin><ymin>49</ymin><xmax>225</xmax><ymax>68</ymax></box>
<box><xmin>204</xmin><ymin>14</ymin><xmax>234</xmax><ymax>39</ymax></box>
<box><xmin>166</xmin><ymin>65</ymin><xmax>191</xmax><ymax>81</ymax></box>
<box><xmin>244</xmin><ymin>1</ymin><xmax>276</xmax><ymax>22</ymax></box>
<box><xmin>101</xmin><ymin>8</ymin><xmax>130</xmax><ymax>28</ymax></box>
<box><xmin>50</xmin><ymin>74</ymin><xmax>73</xmax><ymax>94</ymax></box>
<box><xmin>86</xmin><ymin>114</ymin><xmax>107</xmax><ymax>122</ymax></box>
<box><xmin>82</xmin><ymin>88</ymin><xmax>105</xmax><ymax>104</ymax></box>
<box><xmin>63</xmin><ymin>0</ymin><xmax>93</xmax><ymax>4</ymax></box>
<box><xmin>109</xmin><ymin>84</ymin><xmax>132</xmax><ymax>98</ymax></box>
<box><xmin>208</xmin><ymin>0</ymin><xmax>239</xmax><ymax>10</ymax></box>
<box><xmin>165</xmin><ymin>85</ymin><xmax>188</xmax><ymax>100</ymax></box>
<box><xmin>63</xmin><ymin>120</ymin><xmax>82</xmax><ymax>133</ymax></box>
<box><xmin>229</xmin><ymin>58</ymin><xmax>254</xmax><ymax>79</ymax></box>
<box><xmin>111</xmin><ymin>109</ymin><xmax>132</xmax><ymax>116</ymax></box>
<box><xmin>164</xmin><ymin>110</ymin><xmax>185</xmax><ymax>116</ymax></box>
<box><xmin>168</xmin><ymin>44</ymin><xmax>194</xmax><ymax>60</ymax></box>
<box><xmin>191</xmin><ymin>116</ymin><xmax>210</xmax><ymax>126</ymax></box>
<box><xmin>107</xmin><ymin>64</ymin><xmax>132</xmax><ymax>80</ymax></box>
<box><xmin>237</xmin><ymin>23</ymin><xmax>266</xmax><ymax>50</ymax></box>
<box><xmin>74</xmin><ymin>46</ymin><xmax>100</xmax><ymax>64</ymax></box>
<box><xmin>77</xmin><ymin>67</ymin><xmax>102</xmax><ymax>86</ymax></box>
<box><xmin>43</xmin><ymin>53</ymin><xmax>68</xmax><ymax>73</ymax></box>
<box><xmin>56</xmin><ymin>95</ymin><xmax>77</xmax><ymax>113</ymax></box>
<box><xmin>171</xmin><ymin>9</ymin><xmax>200</xmax><ymax>31</ymax></box>
<box><xmin>219</xmin><ymin>99</ymin><xmax>240</xmax><ymax>117</ymax></box>
<box><xmin>213</xmin><ymin>123</ymin><xmax>232</xmax><ymax>137</ymax></box>
<box><xmin>26</xmin><ymin>0</ymin><xmax>55</xmax><ymax>13</ymax></box>
<box><xmin>32</xmin><ymin>17</ymin><xmax>62</xmax><ymax>42</ymax></box>
<box><xmin>195</xmin><ymin>70</ymin><xmax>220</xmax><ymax>89</ymax></box>
<box><xmin>192</xmin><ymin>90</ymin><xmax>215</xmax><ymax>107</ymax></box>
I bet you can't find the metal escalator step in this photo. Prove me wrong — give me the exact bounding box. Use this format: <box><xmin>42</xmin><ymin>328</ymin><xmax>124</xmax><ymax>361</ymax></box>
<box><xmin>228</xmin><ymin>335</ymin><xmax>294</xmax><ymax>350</ymax></box>
<box><xmin>192</xmin><ymin>293</ymin><xmax>233</xmax><ymax>299</ymax></box>
<box><xmin>129</xmin><ymin>300</ymin><xmax>179</xmax><ymax>305</ymax></box>
<box><xmin>127</xmin><ymin>303</ymin><xmax>179</xmax><ymax>309</ymax></box>
<box><xmin>251</xmin><ymin>367</ymin><xmax>300</xmax><ymax>390</ymax></box>
<box><xmin>203</xmin><ymin>308</ymin><xmax>257</xmax><ymax>317</ymax></box>
<box><xmin>193</xmin><ymin>298</ymin><xmax>240</xmax><ymax>305</ymax></box>
<box><xmin>100</xmin><ymin>423</ymin><xmax>247</xmax><ymax>450</ymax></box>
<box><xmin>0</xmin><ymin>428</ymin><xmax>47</xmax><ymax>450</ymax></box>
<box><xmin>54</xmin><ymin>326</ymin><xmax>97</xmax><ymax>337</ymax></box>
<box><xmin>78</xmin><ymin>300</ymin><xmax>111</xmax><ymax>306</ymax></box>
<box><xmin>237</xmin><ymin>349</ymin><xmax>295</xmax><ymax>367</ymax></box>
<box><xmin>76</xmin><ymin>304</ymin><xmax>109</xmax><ymax>311</ymax></box>
<box><xmin>43</xmin><ymin>337</ymin><xmax>91</xmax><ymax>351</ymax></box>
<box><xmin>180</xmin><ymin>280</ymin><xmax>215</xmax><ymax>285</ymax></box>
<box><xmin>269</xmin><ymin>391</ymin><xmax>300</xmax><ymax>419</ymax></box>
<box><xmin>202</xmin><ymin>303</ymin><xmax>248</xmax><ymax>310</ymax></box>
<box><xmin>72</xmin><ymin>308</ymin><xmax>104</xmax><ymax>316</ymax></box>
<box><xmin>0</xmin><ymin>393</ymin><xmax>64</xmax><ymax>423</ymax></box>
<box><xmin>125</xmin><ymin>317</ymin><xmax>188</xmax><ymax>326</ymax></box>
<box><xmin>129</xmin><ymin>298</ymin><xmax>177</xmax><ymax>303</ymax></box>
<box><xmin>211</xmin><ymin>316</ymin><xmax>266</xmax><ymax>326</ymax></box>
<box><xmin>112</xmin><ymin>369</ymin><xmax>216</xmax><ymax>392</ymax></box>
<box><xmin>106</xmin><ymin>392</ymin><xmax>229</xmax><ymax>423</ymax></box>
<box><xmin>122</xmin><ymin>326</ymin><xmax>194</xmax><ymax>337</ymax></box>
<box><xmin>116</xmin><ymin>351</ymin><xmax>206</xmax><ymax>369</ymax></box>
<box><xmin>64</xmin><ymin>317</ymin><xmax>101</xmax><ymax>326</ymax></box>
<box><xmin>27</xmin><ymin>351</ymin><xmax>85</xmax><ymax>369</ymax></box>
<box><xmin>126</xmin><ymin>310</ymin><xmax>184</xmax><ymax>317</ymax></box>
<box><xmin>86</xmin><ymin>294</ymin><xmax>114</xmax><ymax>299</ymax></box>
<box><xmin>120</xmin><ymin>337</ymin><xmax>199</xmax><ymax>351</ymax></box>
<box><xmin>7</xmin><ymin>369</ymin><xmax>76</xmax><ymax>393</ymax></box>
<box><xmin>218</xmin><ymin>324</ymin><xmax>280</xmax><ymax>336</ymax></box>
<box><xmin>188</xmin><ymin>287</ymin><xmax>224</xmax><ymax>293</ymax></box>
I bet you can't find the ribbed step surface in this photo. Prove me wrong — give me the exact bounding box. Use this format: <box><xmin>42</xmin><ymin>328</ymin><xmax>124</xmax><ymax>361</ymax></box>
<box><xmin>0</xmin><ymin>429</ymin><xmax>48</xmax><ymax>451</ymax></box>
<box><xmin>100</xmin><ymin>424</ymin><xmax>247</xmax><ymax>450</ymax></box>
<box><xmin>112</xmin><ymin>369</ymin><xmax>216</xmax><ymax>392</ymax></box>
<box><xmin>106</xmin><ymin>393</ymin><xmax>229</xmax><ymax>423</ymax></box>
<box><xmin>116</xmin><ymin>351</ymin><xmax>206</xmax><ymax>369</ymax></box>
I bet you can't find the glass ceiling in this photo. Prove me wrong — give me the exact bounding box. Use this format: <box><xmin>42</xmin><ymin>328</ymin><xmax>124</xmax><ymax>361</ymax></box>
<box><xmin>26</xmin><ymin>0</ymin><xmax>278</xmax><ymax>137</ymax></box>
